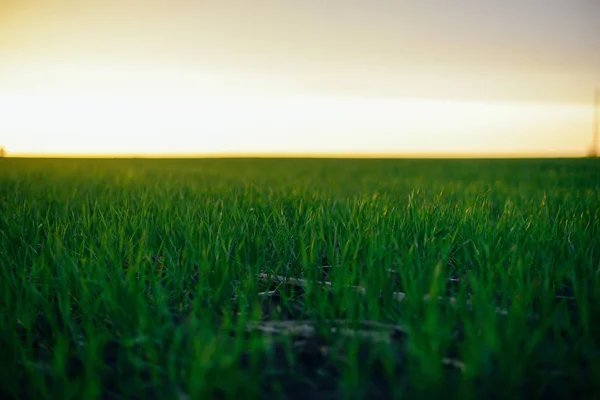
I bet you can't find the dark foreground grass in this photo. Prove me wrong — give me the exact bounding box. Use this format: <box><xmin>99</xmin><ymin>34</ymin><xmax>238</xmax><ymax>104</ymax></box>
<box><xmin>1</xmin><ymin>157</ymin><xmax>599</xmax><ymax>399</ymax></box>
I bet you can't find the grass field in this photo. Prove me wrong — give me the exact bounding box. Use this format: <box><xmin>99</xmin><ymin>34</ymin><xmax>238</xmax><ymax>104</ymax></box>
<box><xmin>1</xmin><ymin>157</ymin><xmax>599</xmax><ymax>399</ymax></box>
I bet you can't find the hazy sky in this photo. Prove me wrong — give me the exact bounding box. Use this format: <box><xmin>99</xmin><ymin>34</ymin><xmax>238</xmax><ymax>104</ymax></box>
<box><xmin>1</xmin><ymin>0</ymin><xmax>599</xmax><ymax>156</ymax></box>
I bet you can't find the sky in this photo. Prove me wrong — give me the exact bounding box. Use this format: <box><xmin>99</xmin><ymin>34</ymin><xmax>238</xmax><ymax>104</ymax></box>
<box><xmin>0</xmin><ymin>0</ymin><xmax>599</xmax><ymax>157</ymax></box>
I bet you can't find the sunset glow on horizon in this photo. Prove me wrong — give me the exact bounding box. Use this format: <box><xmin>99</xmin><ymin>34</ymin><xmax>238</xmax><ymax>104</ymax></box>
<box><xmin>1</xmin><ymin>0</ymin><xmax>599</xmax><ymax>157</ymax></box>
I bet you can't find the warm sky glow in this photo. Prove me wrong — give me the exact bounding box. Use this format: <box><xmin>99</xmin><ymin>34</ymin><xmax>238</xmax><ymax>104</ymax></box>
<box><xmin>1</xmin><ymin>0</ymin><xmax>599</xmax><ymax>157</ymax></box>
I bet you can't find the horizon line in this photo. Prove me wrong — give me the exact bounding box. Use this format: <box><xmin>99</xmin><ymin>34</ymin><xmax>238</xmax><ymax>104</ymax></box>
<box><xmin>1</xmin><ymin>150</ymin><xmax>595</xmax><ymax>160</ymax></box>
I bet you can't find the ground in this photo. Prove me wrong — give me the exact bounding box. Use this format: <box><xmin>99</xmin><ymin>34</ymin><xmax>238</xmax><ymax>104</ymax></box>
<box><xmin>1</xmin><ymin>158</ymin><xmax>599</xmax><ymax>399</ymax></box>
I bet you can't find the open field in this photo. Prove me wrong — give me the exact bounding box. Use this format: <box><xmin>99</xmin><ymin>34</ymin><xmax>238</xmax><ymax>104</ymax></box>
<box><xmin>1</xmin><ymin>157</ymin><xmax>599</xmax><ymax>399</ymax></box>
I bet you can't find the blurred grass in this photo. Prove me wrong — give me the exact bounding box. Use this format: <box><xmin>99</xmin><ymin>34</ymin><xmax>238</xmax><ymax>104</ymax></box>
<box><xmin>1</xmin><ymin>157</ymin><xmax>599</xmax><ymax>399</ymax></box>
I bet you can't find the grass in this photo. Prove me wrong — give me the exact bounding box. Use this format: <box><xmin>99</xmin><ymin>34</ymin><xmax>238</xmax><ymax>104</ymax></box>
<box><xmin>1</xmin><ymin>157</ymin><xmax>599</xmax><ymax>399</ymax></box>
